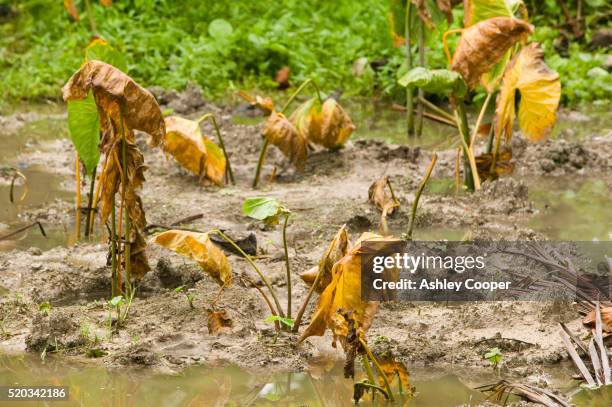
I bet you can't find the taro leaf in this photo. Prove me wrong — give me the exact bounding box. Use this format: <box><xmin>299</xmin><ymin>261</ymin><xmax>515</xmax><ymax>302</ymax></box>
<box><xmin>378</xmin><ymin>354</ymin><xmax>412</xmax><ymax>394</ymax></box>
<box><xmin>163</xmin><ymin>116</ymin><xmax>226</xmax><ymax>185</ymax></box>
<box><xmin>151</xmin><ymin>230</ymin><xmax>232</xmax><ymax>287</ymax></box>
<box><xmin>450</xmin><ymin>17</ymin><xmax>533</xmax><ymax>89</ymax></box>
<box><xmin>368</xmin><ymin>176</ymin><xmax>399</xmax><ymax>217</ymax></box>
<box><xmin>299</xmin><ymin>225</ymin><xmax>350</xmax><ymax>293</ymax></box>
<box><xmin>208</xmin><ymin>309</ymin><xmax>233</xmax><ymax>334</ymax></box>
<box><xmin>242</xmin><ymin>197</ymin><xmax>287</xmax><ymax>226</ymax></box>
<box><xmin>299</xmin><ymin>233</ymin><xmax>387</xmax><ymax>349</ymax></box>
<box><xmin>67</xmin><ymin>92</ymin><xmax>100</xmax><ymax>175</ymax></box>
<box><xmin>318</xmin><ymin>99</ymin><xmax>355</xmax><ymax>149</ymax></box>
<box><xmin>62</xmin><ymin>60</ymin><xmax>165</xmax><ymax>147</ymax></box>
<box><xmin>413</xmin><ymin>0</ymin><xmax>453</xmax><ymax>27</ymax></box>
<box><xmin>398</xmin><ymin>67</ymin><xmax>467</xmax><ymax>98</ymax></box>
<box><xmin>463</xmin><ymin>0</ymin><xmax>518</xmax><ymax>27</ymax></box>
<box><xmin>475</xmin><ymin>149</ymin><xmax>514</xmax><ymax>180</ymax></box>
<box><xmin>495</xmin><ymin>43</ymin><xmax>561</xmax><ymax>142</ymax></box>
<box><xmin>208</xmin><ymin>19</ymin><xmax>233</xmax><ymax>41</ymax></box>
<box><xmin>85</xmin><ymin>38</ymin><xmax>128</xmax><ymax>72</ymax></box>
<box><xmin>289</xmin><ymin>97</ymin><xmax>322</xmax><ymax>143</ymax></box>
<box><xmin>238</xmin><ymin>91</ymin><xmax>275</xmax><ymax>115</ymax></box>
<box><xmin>263</xmin><ymin>112</ymin><xmax>307</xmax><ymax>170</ymax></box>
<box><xmin>63</xmin><ymin>0</ymin><xmax>80</xmax><ymax>21</ymax></box>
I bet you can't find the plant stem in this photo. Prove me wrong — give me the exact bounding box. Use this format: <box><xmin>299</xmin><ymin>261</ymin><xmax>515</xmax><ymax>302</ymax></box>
<box><xmin>120</xmin><ymin>116</ymin><xmax>131</xmax><ymax>294</ymax></box>
<box><xmin>362</xmin><ymin>354</ymin><xmax>376</xmax><ymax>384</ymax></box>
<box><xmin>470</xmin><ymin>92</ymin><xmax>493</xmax><ymax>149</ymax></box>
<box><xmin>416</xmin><ymin>19</ymin><xmax>425</xmax><ymax>137</ymax></box>
<box><xmin>252</xmin><ymin>138</ymin><xmax>270</xmax><ymax>188</ymax></box>
<box><xmin>407</xmin><ymin>153</ymin><xmax>438</xmax><ymax>240</ymax></box>
<box><xmin>240</xmin><ymin>275</ymin><xmax>281</xmax><ymax>333</ymax></box>
<box><xmin>280</xmin><ymin>79</ymin><xmax>322</xmax><ymax>113</ymax></box>
<box><xmin>359</xmin><ymin>338</ymin><xmax>394</xmax><ymax>401</ymax></box>
<box><xmin>454</xmin><ymin>99</ymin><xmax>480</xmax><ymax>191</ymax></box>
<box><xmin>75</xmin><ymin>153</ymin><xmax>81</xmax><ymax>239</ymax></box>
<box><xmin>197</xmin><ymin>113</ymin><xmax>235</xmax><ymax>185</ymax></box>
<box><xmin>84</xmin><ymin>166</ymin><xmax>97</xmax><ymax>237</ymax></box>
<box><xmin>405</xmin><ymin>1</ymin><xmax>415</xmax><ymax>137</ymax></box>
<box><xmin>83</xmin><ymin>0</ymin><xmax>97</xmax><ymax>36</ymax></box>
<box><xmin>490</xmin><ymin>128</ymin><xmax>504</xmax><ymax>174</ymax></box>
<box><xmin>418</xmin><ymin>96</ymin><xmax>456</xmax><ymax>124</ymax></box>
<box><xmin>282</xmin><ymin>213</ymin><xmax>292</xmax><ymax>319</ymax></box>
<box><xmin>292</xmin><ymin>268</ymin><xmax>319</xmax><ymax>333</ymax></box>
<box><xmin>110</xmin><ymin>198</ymin><xmax>117</xmax><ymax>297</ymax></box>
<box><xmin>211</xmin><ymin>229</ymin><xmax>285</xmax><ymax>317</ymax></box>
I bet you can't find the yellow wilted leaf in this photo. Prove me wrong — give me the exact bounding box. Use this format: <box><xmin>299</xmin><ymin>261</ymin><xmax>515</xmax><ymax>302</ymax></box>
<box><xmin>464</xmin><ymin>0</ymin><xmax>514</xmax><ymax>27</ymax></box>
<box><xmin>237</xmin><ymin>91</ymin><xmax>275</xmax><ymax>115</ymax></box>
<box><xmin>317</xmin><ymin>99</ymin><xmax>355</xmax><ymax>149</ymax></box>
<box><xmin>299</xmin><ymin>225</ymin><xmax>350</xmax><ymax>293</ymax></box>
<box><xmin>163</xmin><ymin>116</ymin><xmax>226</xmax><ymax>185</ymax></box>
<box><xmin>64</xmin><ymin>0</ymin><xmax>80</xmax><ymax>21</ymax></box>
<box><xmin>496</xmin><ymin>43</ymin><xmax>561</xmax><ymax>142</ymax></box>
<box><xmin>264</xmin><ymin>111</ymin><xmax>308</xmax><ymax>170</ymax></box>
<box><xmin>152</xmin><ymin>230</ymin><xmax>232</xmax><ymax>287</ymax></box>
<box><xmin>99</xmin><ymin>0</ymin><xmax>112</xmax><ymax>6</ymax></box>
<box><xmin>475</xmin><ymin>149</ymin><xmax>514</xmax><ymax>180</ymax></box>
<box><xmin>207</xmin><ymin>310</ymin><xmax>233</xmax><ymax>335</ymax></box>
<box><xmin>450</xmin><ymin>17</ymin><xmax>533</xmax><ymax>89</ymax></box>
<box><xmin>378</xmin><ymin>354</ymin><xmax>412</xmax><ymax>394</ymax></box>
<box><xmin>299</xmin><ymin>233</ymin><xmax>388</xmax><ymax>348</ymax></box>
<box><xmin>289</xmin><ymin>98</ymin><xmax>322</xmax><ymax>143</ymax></box>
<box><xmin>368</xmin><ymin>176</ymin><xmax>399</xmax><ymax>217</ymax></box>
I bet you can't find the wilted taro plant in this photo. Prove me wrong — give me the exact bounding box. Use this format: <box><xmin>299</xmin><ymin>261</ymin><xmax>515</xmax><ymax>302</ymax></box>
<box><xmin>398</xmin><ymin>0</ymin><xmax>561</xmax><ymax>191</ymax></box>
<box><xmin>240</xmin><ymin>79</ymin><xmax>355</xmax><ymax>188</ymax></box>
<box><xmin>63</xmin><ymin>60</ymin><xmax>165</xmax><ymax>296</ymax></box>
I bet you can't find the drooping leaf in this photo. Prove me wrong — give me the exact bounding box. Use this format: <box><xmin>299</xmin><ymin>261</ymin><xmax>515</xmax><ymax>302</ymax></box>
<box><xmin>368</xmin><ymin>176</ymin><xmax>400</xmax><ymax>217</ymax></box>
<box><xmin>450</xmin><ymin>17</ymin><xmax>533</xmax><ymax>89</ymax></box>
<box><xmin>63</xmin><ymin>0</ymin><xmax>80</xmax><ymax>21</ymax></box>
<box><xmin>495</xmin><ymin>43</ymin><xmax>561</xmax><ymax>142</ymax></box>
<box><xmin>163</xmin><ymin>116</ymin><xmax>226</xmax><ymax>185</ymax></box>
<box><xmin>263</xmin><ymin>111</ymin><xmax>307</xmax><ymax>170</ymax></box>
<box><xmin>475</xmin><ymin>149</ymin><xmax>514</xmax><ymax>180</ymax></box>
<box><xmin>377</xmin><ymin>354</ymin><xmax>412</xmax><ymax>394</ymax></box>
<box><xmin>398</xmin><ymin>67</ymin><xmax>467</xmax><ymax>98</ymax></box>
<box><xmin>62</xmin><ymin>60</ymin><xmax>165</xmax><ymax>147</ymax></box>
<box><xmin>152</xmin><ymin>230</ymin><xmax>232</xmax><ymax>287</ymax></box>
<box><xmin>317</xmin><ymin>99</ymin><xmax>355</xmax><ymax>149</ymax></box>
<box><xmin>299</xmin><ymin>233</ymin><xmax>388</xmax><ymax>348</ymax></box>
<box><xmin>85</xmin><ymin>38</ymin><xmax>128</xmax><ymax>72</ymax></box>
<box><xmin>238</xmin><ymin>91</ymin><xmax>275</xmax><ymax>115</ymax></box>
<box><xmin>242</xmin><ymin>197</ymin><xmax>286</xmax><ymax>225</ymax></box>
<box><xmin>299</xmin><ymin>225</ymin><xmax>350</xmax><ymax>293</ymax></box>
<box><xmin>62</xmin><ymin>60</ymin><xmax>166</xmax><ymax>278</ymax></box>
<box><xmin>463</xmin><ymin>0</ymin><xmax>516</xmax><ymax>26</ymax></box>
<box><xmin>208</xmin><ymin>19</ymin><xmax>233</xmax><ymax>40</ymax></box>
<box><xmin>67</xmin><ymin>93</ymin><xmax>100</xmax><ymax>175</ymax></box>
<box><xmin>208</xmin><ymin>310</ymin><xmax>233</xmax><ymax>334</ymax></box>
<box><xmin>289</xmin><ymin>97</ymin><xmax>322</xmax><ymax>143</ymax></box>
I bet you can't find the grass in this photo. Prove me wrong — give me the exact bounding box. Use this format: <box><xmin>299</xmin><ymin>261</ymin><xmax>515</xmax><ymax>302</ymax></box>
<box><xmin>0</xmin><ymin>0</ymin><xmax>610</xmax><ymax>111</ymax></box>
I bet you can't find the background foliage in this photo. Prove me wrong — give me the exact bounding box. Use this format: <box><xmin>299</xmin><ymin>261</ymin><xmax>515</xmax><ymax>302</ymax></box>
<box><xmin>0</xmin><ymin>0</ymin><xmax>610</xmax><ymax>110</ymax></box>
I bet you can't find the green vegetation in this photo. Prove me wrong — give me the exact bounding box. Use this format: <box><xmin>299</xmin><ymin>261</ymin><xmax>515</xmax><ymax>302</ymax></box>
<box><xmin>1</xmin><ymin>0</ymin><xmax>609</xmax><ymax>111</ymax></box>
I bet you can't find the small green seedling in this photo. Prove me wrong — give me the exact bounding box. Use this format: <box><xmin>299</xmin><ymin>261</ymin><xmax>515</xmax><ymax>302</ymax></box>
<box><xmin>174</xmin><ymin>285</ymin><xmax>195</xmax><ymax>309</ymax></box>
<box><xmin>38</xmin><ymin>301</ymin><xmax>51</xmax><ymax>315</ymax></box>
<box><xmin>108</xmin><ymin>295</ymin><xmax>125</xmax><ymax>329</ymax></box>
<box><xmin>265</xmin><ymin>315</ymin><xmax>295</xmax><ymax>329</ymax></box>
<box><xmin>485</xmin><ymin>347</ymin><xmax>503</xmax><ymax>368</ymax></box>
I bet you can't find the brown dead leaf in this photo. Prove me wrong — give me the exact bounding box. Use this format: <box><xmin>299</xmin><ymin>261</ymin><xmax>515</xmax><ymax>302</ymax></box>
<box><xmin>583</xmin><ymin>306</ymin><xmax>612</xmax><ymax>334</ymax></box>
<box><xmin>378</xmin><ymin>353</ymin><xmax>413</xmax><ymax>394</ymax></box>
<box><xmin>62</xmin><ymin>60</ymin><xmax>165</xmax><ymax>147</ymax></box>
<box><xmin>64</xmin><ymin>0</ymin><xmax>80</xmax><ymax>21</ymax></box>
<box><xmin>163</xmin><ymin>116</ymin><xmax>226</xmax><ymax>185</ymax></box>
<box><xmin>151</xmin><ymin>230</ymin><xmax>232</xmax><ymax>287</ymax></box>
<box><xmin>264</xmin><ymin>111</ymin><xmax>308</xmax><ymax>170</ymax></box>
<box><xmin>368</xmin><ymin>176</ymin><xmax>399</xmax><ymax>217</ymax></box>
<box><xmin>475</xmin><ymin>149</ymin><xmax>514</xmax><ymax>180</ymax></box>
<box><xmin>413</xmin><ymin>0</ymin><xmax>434</xmax><ymax>28</ymax></box>
<box><xmin>299</xmin><ymin>225</ymin><xmax>350</xmax><ymax>293</ymax></box>
<box><xmin>496</xmin><ymin>43</ymin><xmax>561</xmax><ymax>142</ymax></box>
<box><xmin>274</xmin><ymin>66</ymin><xmax>291</xmax><ymax>90</ymax></box>
<box><xmin>450</xmin><ymin>17</ymin><xmax>533</xmax><ymax>89</ymax></box>
<box><xmin>437</xmin><ymin>0</ymin><xmax>455</xmax><ymax>23</ymax></box>
<box><xmin>299</xmin><ymin>233</ymin><xmax>387</xmax><ymax>349</ymax></box>
<box><xmin>237</xmin><ymin>91</ymin><xmax>275</xmax><ymax>115</ymax></box>
<box><xmin>207</xmin><ymin>309</ymin><xmax>233</xmax><ymax>335</ymax></box>
<box><xmin>318</xmin><ymin>99</ymin><xmax>355</xmax><ymax>149</ymax></box>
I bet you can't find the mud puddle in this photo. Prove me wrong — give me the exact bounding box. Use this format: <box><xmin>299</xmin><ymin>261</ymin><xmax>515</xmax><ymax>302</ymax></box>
<box><xmin>1</xmin><ymin>353</ymin><xmax>594</xmax><ymax>406</ymax></box>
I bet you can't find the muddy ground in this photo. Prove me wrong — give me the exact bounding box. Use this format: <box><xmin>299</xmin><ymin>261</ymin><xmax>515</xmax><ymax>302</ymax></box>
<box><xmin>0</xmin><ymin>93</ymin><xmax>610</xmax><ymax>401</ymax></box>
